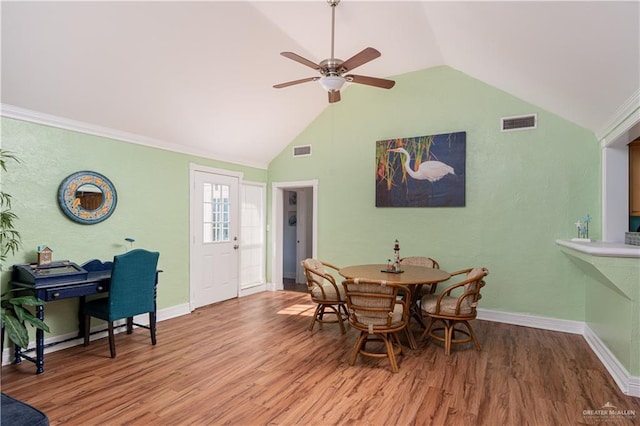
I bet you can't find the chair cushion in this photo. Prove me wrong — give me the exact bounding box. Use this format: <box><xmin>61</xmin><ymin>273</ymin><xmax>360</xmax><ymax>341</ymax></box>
<box><xmin>421</xmin><ymin>294</ymin><xmax>473</xmax><ymax>315</ymax></box>
<box><xmin>461</xmin><ymin>267</ymin><xmax>485</xmax><ymax>309</ymax></box>
<box><xmin>465</xmin><ymin>267</ymin><xmax>485</xmax><ymax>292</ymax></box>
<box><xmin>311</xmin><ymin>281</ymin><xmax>346</xmax><ymax>301</ymax></box>
<box><xmin>304</xmin><ymin>258</ymin><xmax>325</xmax><ymax>273</ymax></box>
<box><xmin>354</xmin><ymin>304</ymin><xmax>405</xmax><ymax>327</ymax></box>
<box><xmin>304</xmin><ymin>259</ymin><xmax>346</xmax><ymax>301</ymax></box>
<box><xmin>400</xmin><ymin>257</ymin><xmax>437</xmax><ymax>268</ymax></box>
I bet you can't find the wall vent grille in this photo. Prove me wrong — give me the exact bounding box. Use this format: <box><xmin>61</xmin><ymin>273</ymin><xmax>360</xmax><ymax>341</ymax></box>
<box><xmin>293</xmin><ymin>145</ymin><xmax>312</xmax><ymax>157</ymax></box>
<box><xmin>501</xmin><ymin>114</ymin><xmax>537</xmax><ymax>132</ymax></box>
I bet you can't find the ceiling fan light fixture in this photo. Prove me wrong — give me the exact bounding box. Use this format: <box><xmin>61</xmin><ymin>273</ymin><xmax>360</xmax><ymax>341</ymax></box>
<box><xmin>319</xmin><ymin>75</ymin><xmax>346</xmax><ymax>92</ymax></box>
<box><xmin>274</xmin><ymin>0</ymin><xmax>394</xmax><ymax>102</ymax></box>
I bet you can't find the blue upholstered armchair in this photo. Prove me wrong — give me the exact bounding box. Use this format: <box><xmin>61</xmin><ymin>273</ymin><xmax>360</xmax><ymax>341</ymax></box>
<box><xmin>83</xmin><ymin>249</ymin><xmax>160</xmax><ymax>358</ymax></box>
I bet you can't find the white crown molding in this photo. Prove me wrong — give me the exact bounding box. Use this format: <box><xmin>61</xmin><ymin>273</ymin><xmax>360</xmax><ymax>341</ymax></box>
<box><xmin>0</xmin><ymin>104</ymin><xmax>268</xmax><ymax>170</ymax></box>
<box><xmin>189</xmin><ymin>162</ymin><xmax>244</xmax><ymax>180</ymax></box>
<box><xmin>596</xmin><ymin>90</ymin><xmax>640</xmax><ymax>146</ymax></box>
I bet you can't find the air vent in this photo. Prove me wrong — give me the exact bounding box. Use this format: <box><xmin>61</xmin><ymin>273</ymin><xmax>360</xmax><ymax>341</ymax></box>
<box><xmin>501</xmin><ymin>114</ymin><xmax>537</xmax><ymax>132</ymax></box>
<box><xmin>293</xmin><ymin>145</ymin><xmax>312</xmax><ymax>157</ymax></box>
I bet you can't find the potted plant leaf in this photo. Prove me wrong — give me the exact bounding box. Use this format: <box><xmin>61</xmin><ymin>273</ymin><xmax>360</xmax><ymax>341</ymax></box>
<box><xmin>0</xmin><ymin>150</ymin><xmax>49</xmax><ymax>350</ymax></box>
<box><xmin>1</xmin><ymin>291</ymin><xmax>49</xmax><ymax>349</ymax></box>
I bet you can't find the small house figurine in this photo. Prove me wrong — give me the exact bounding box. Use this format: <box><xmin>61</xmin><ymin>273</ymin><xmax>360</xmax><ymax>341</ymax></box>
<box><xmin>37</xmin><ymin>245</ymin><xmax>53</xmax><ymax>266</ymax></box>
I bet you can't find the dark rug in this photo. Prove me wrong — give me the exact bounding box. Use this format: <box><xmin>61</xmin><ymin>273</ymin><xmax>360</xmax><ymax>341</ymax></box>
<box><xmin>1</xmin><ymin>393</ymin><xmax>49</xmax><ymax>426</ymax></box>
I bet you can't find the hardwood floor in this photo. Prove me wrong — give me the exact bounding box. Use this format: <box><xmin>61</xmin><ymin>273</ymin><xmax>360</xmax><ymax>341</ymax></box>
<box><xmin>283</xmin><ymin>278</ymin><xmax>307</xmax><ymax>293</ymax></box>
<box><xmin>2</xmin><ymin>291</ymin><xmax>639</xmax><ymax>425</ymax></box>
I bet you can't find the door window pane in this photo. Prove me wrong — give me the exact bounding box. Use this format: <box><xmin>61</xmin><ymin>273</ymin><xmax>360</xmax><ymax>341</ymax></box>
<box><xmin>203</xmin><ymin>183</ymin><xmax>230</xmax><ymax>243</ymax></box>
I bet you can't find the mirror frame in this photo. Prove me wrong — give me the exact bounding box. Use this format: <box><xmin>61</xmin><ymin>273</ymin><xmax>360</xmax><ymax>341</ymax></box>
<box><xmin>58</xmin><ymin>171</ymin><xmax>117</xmax><ymax>224</ymax></box>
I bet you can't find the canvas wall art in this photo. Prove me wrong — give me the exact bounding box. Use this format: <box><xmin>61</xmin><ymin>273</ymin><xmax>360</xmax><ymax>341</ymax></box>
<box><xmin>376</xmin><ymin>131</ymin><xmax>466</xmax><ymax>207</ymax></box>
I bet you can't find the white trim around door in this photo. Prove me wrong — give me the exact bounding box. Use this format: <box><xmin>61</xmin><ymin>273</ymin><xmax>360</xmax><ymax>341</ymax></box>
<box><xmin>271</xmin><ymin>180</ymin><xmax>318</xmax><ymax>291</ymax></box>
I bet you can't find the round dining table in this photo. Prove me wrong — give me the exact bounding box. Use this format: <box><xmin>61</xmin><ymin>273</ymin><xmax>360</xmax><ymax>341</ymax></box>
<box><xmin>339</xmin><ymin>264</ymin><xmax>451</xmax><ymax>349</ymax></box>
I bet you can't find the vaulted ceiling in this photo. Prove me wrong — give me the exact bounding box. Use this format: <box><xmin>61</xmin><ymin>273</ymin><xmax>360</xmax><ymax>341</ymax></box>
<box><xmin>2</xmin><ymin>1</ymin><xmax>638</xmax><ymax>169</ymax></box>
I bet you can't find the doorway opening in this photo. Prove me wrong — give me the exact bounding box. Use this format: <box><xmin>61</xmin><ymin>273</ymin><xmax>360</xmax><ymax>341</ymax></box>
<box><xmin>271</xmin><ymin>180</ymin><xmax>318</xmax><ymax>291</ymax></box>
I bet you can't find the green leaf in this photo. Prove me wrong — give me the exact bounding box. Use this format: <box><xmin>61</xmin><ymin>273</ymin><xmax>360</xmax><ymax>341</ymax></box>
<box><xmin>0</xmin><ymin>149</ymin><xmax>21</xmax><ymax>172</ymax></box>
<box><xmin>9</xmin><ymin>296</ymin><xmax>45</xmax><ymax>307</ymax></box>
<box><xmin>12</xmin><ymin>304</ymin><xmax>30</xmax><ymax>322</ymax></box>
<box><xmin>0</xmin><ymin>192</ymin><xmax>13</xmax><ymax>208</ymax></box>
<box><xmin>1</xmin><ymin>312</ymin><xmax>29</xmax><ymax>348</ymax></box>
<box><xmin>22</xmin><ymin>312</ymin><xmax>50</xmax><ymax>333</ymax></box>
<box><xmin>1</xmin><ymin>288</ymin><xmax>22</xmax><ymax>298</ymax></box>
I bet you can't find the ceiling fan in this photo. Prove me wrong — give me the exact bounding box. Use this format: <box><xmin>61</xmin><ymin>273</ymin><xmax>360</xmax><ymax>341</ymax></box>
<box><xmin>273</xmin><ymin>0</ymin><xmax>395</xmax><ymax>103</ymax></box>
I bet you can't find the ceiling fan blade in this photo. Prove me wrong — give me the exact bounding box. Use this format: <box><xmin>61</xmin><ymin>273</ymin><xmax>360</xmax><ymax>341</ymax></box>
<box><xmin>280</xmin><ymin>52</ymin><xmax>322</xmax><ymax>71</ymax></box>
<box><xmin>345</xmin><ymin>74</ymin><xmax>395</xmax><ymax>89</ymax></box>
<box><xmin>328</xmin><ymin>90</ymin><xmax>341</xmax><ymax>103</ymax></box>
<box><xmin>273</xmin><ymin>77</ymin><xmax>319</xmax><ymax>89</ymax></box>
<box><xmin>340</xmin><ymin>47</ymin><xmax>381</xmax><ymax>72</ymax></box>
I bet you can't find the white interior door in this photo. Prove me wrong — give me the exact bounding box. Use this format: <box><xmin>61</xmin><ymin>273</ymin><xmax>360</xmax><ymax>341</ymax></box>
<box><xmin>191</xmin><ymin>169</ymin><xmax>239</xmax><ymax>308</ymax></box>
<box><xmin>239</xmin><ymin>182</ymin><xmax>266</xmax><ymax>292</ymax></box>
<box><xmin>295</xmin><ymin>189</ymin><xmax>308</xmax><ymax>283</ymax></box>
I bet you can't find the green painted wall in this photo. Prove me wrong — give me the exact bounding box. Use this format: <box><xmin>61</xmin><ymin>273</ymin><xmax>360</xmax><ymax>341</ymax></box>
<box><xmin>5</xmin><ymin>65</ymin><xmax>626</xmax><ymax>374</ymax></box>
<box><xmin>558</xmin><ymin>246</ymin><xmax>640</xmax><ymax>376</ymax></box>
<box><xmin>1</xmin><ymin>117</ymin><xmax>266</xmax><ymax>339</ymax></box>
<box><xmin>268</xmin><ymin>66</ymin><xmax>600</xmax><ymax>322</ymax></box>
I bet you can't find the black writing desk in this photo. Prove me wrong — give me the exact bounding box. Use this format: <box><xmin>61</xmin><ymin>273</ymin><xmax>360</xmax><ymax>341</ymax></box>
<box><xmin>10</xmin><ymin>259</ymin><xmax>159</xmax><ymax>374</ymax></box>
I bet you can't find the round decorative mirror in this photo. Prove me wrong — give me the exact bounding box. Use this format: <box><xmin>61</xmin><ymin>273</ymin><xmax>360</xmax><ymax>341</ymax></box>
<box><xmin>58</xmin><ymin>171</ymin><xmax>117</xmax><ymax>224</ymax></box>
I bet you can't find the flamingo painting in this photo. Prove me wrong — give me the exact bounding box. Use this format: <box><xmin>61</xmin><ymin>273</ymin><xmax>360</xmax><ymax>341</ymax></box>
<box><xmin>376</xmin><ymin>131</ymin><xmax>466</xmax><ymax>207</ymax></box>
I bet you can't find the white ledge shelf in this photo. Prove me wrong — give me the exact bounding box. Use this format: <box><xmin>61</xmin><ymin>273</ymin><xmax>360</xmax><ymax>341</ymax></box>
<box><xmin>555</xmin><ymin>239</ymin><xmax>640</xmax><ymax>258</ymax></box>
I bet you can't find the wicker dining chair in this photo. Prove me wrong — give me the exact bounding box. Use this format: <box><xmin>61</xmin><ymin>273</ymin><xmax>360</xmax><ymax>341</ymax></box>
<box><xmin>399</xmin><ymin>256</ymin><xmax>441</xmax><ymax>295</ymax></box>
<box><xmin>301</xmin><ymin>258</ymin><xmax>348</xmax><ymax>334</ymax></box>
<box><xmin>342</xmin><ymin>278</ymin><xmax>410</xmax><ymax>373</ymax></box>
<box><xmin>421</xmin><ymin>267</ymin><xmax>488</xmax><ymax>355</ymax></box>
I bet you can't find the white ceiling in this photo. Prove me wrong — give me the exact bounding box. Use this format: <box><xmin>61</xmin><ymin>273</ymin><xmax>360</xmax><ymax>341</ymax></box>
<box><xmin>2</xmin><ymin>1</ymin><xmax>639</xmax><ymax>169</ymax></box>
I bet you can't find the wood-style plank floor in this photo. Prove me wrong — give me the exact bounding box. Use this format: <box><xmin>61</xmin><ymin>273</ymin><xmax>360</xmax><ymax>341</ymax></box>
<box><xmin>2</xmin><ymin>291</ymin><xmax>639</xmax><ymax>425</ymax></box>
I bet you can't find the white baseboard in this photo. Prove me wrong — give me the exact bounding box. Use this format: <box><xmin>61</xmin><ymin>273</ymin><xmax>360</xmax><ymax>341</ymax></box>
<box><xmin>477</xmin><ymin>308</ymin><xmax>639</xmax><ymax>398</ymax></box>
<box><xmin>239</xmin><ymin>283</ymin><xmax>267</xmax><ymax>297</ymax></box>
<box><xmin>2</xmin><ymin>303</ymin><xmax>191</xmax><ymax>366</ymax></box>
<box><xmin>4</xmin><ymin>300</ymin><xmax>638</xmax><ymax>397</ymax></box>
<box><xmin>158</xmin><ymin>303</ymin><xmax>191</xmax><ymax>321</ymax></box>
<box><xmin>477</xmin><ymin>308</ymin><xmax>585</xmax><ymax>334</ymax></box>
<box><xmin>583</xmin><ymin>324</ymin><xmax>640</xmax><ymax>398</ymax></box>
<box><xmin>266</xmin><ymin>281</ymin><xmax>281</xmax><ymax>291</ymax></box>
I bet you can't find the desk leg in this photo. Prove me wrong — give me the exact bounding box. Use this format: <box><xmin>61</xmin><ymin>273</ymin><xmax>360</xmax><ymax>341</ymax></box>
<box><xmin>13</xmin><ymin>341</ymin><xmax>22</xmax><ymax>364</ymax></box>
<box><xmin>77</xmin><ymin>296</ymin><xmax>86</xmax><ymax>338</ymax></box>
<box><xmin>35</xmin><ymin>304</ymin><xmax>44</xmax><ymax>374</ymax></box>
